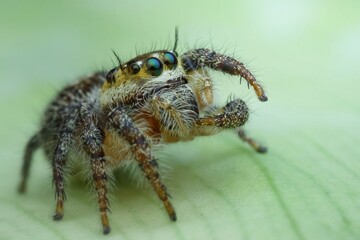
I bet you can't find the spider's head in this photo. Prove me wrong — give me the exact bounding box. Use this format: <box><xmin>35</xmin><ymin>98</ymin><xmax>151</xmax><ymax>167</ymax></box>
<box><xmin>101</xmin><ymin>50</ymin><xmax>187</xmax><ymax>106</ymax></box>
<box><xmin>103</xmin><ymin>51</ymin><xmax>185</xmax><ymax>90</ymax></box>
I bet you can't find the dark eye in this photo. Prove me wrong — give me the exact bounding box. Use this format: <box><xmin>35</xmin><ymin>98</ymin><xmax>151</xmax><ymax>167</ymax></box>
<box><xmin>105</xmin><ymin>67</ymin><xmax>117</xmax><ymax>83</ymax></box>
<box><xmin>146</xmin><ymin>57</ymin><xmax>163</xmax><ymax>76</ymax></box>
<box><xmin>130</xmin><ymin>63</ymin><xmax>141</xmax><ymax>74</ymax></box>
<box><xmin>163</xmin><ymin>52</ymin><xmax>178</xmax><ymax>69</ymax></box>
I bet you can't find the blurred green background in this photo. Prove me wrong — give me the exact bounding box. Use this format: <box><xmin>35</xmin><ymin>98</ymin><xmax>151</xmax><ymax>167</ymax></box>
<box><xmin>1</xmin><ymin>0</ymin><xmax>360</xmax><ymax>239</ymax></box>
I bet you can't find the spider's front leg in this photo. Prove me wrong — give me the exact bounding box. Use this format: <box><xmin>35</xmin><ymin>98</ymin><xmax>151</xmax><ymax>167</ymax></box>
<box><xmin>181</xmin><ymin>48</ymin><xmax>268</xmax><ymax>102</ymax></box>
<box><xmin>195</xmin><ymin>99</ymin><xmax>267</xmax><ymax>153</ymax></box>
<box><xmin>196</xmin><ymin>99</ymin><xmax>249</xmax><ymax>130</ymax></box>
<box><xmin>237</xmin><ymin>128</ymin><xmax>267</xmax><ymax>153</ymax></box>
<box><xmin>107</xmin><ymin>107</ymin><xmax>177</xmax><ymax>221</ymax></box>
<box><xmin>79</xmin><ymin>104</ymin><xmax>110</xmax><ymax>234</ymax></box>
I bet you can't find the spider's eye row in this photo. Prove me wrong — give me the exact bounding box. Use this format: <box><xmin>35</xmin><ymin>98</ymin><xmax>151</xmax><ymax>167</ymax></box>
<box><xmin>146</xmin><ymin>57</ymin><xmax>163</xmax><ymax>76</ymax></box>
<box><xmin>130</xmin><ymin>63</ymin><xmax>141</xmax><ymax>74</ymax></box>
<box><xmin>163</xmin><ymin>52</ymin><xmax>178</xmax><ymax>70</ymax></box>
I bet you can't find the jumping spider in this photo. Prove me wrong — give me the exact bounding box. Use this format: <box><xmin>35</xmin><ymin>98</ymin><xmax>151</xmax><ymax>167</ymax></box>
<box><xmin>18</xmin><ymin>30</ymin><xmax>268</xmax><ymax>235</ymax></box>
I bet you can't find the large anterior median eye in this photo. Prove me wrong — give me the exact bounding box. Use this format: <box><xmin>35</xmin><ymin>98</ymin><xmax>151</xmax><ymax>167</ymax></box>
<box><xmin>163</xmin><ymin>52</ymin><xmax>178</xmax><ymax>70</ymax></box>
<box><xmin>146</xmin><ymin>57</ymin><xmax>163</xmax><ymax>76</ymax></box>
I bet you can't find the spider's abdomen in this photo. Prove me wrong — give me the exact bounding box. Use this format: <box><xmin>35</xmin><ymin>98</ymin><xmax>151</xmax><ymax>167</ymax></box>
<box><xmin>39</xmin><ymin>73</ymin><xmax>106</xmax><ymax>157</ymax></box>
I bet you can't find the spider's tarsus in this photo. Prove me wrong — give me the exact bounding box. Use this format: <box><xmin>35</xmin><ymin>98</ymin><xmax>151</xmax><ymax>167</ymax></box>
<box><xmin>169</xmin><ymin>212</ymin><xmax>177</xmax><ymax>221</ymax></box>
<box><xmin>258</xmin><ymin>95</ymin><xmax>268</xmax><ymax>102</ymax></box>
<box><xmin>256</xmin><ymin>145</ymin><xmax>268</xmax><ymax>154</ymax></box>
<box><xmin>103</xmin><ymin>226</ymin><xmax>111</xmax><ymax>235</ymax></box>
<box><xmin>53</xmin><ymin>213</ymin><xmax>63</xmax><ymax>221</ymax></box>
<box><xmin>18</xmin><ymin>181</ymin><xmax>26</xmax><ymax>193</ymax></box>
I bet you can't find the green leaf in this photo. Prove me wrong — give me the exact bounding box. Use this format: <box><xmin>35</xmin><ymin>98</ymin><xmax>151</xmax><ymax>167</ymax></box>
<box><xmin>1</xmin><ymin>1</ymin><xmax>360</xmax><ymax>240</ymax></box>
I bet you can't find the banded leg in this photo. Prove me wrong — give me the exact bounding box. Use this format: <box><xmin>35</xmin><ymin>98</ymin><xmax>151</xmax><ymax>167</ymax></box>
<box><xmin>18</xmin><ymin>133</ymin><xmax>41</xmax><ymax>193</ymax></box>
<box><xmin>237</xmin><ymin>128</ymin><xmax>267</xmax><ymax>153</ymax></box>
<box><xmin>181</xmin><ymin>48</ymin><xmax>268</xmax><ymax>101</ymax></box>
<box><xmin>108</xmin><ymin>108</ymin><xmax>176</xmax><ymax>221</ymax></box>
<box><xmin>52</xmin><ymin>110</ymin><xmax>78</xmax><ymax>220</ymax></box>
<box><xmin>195</xmin><ymin>99</ymin><xmax>267</xmax><ymax>153</ymax></box>
<box><xmin>79</xmin><ymin>105</ymin><xmax>110</xmax><ymax>235</ymax></box>
<box><xmin>196</xmin><ymin>99</ymin><xmax>249</xmax><ymax>131</ymax></box>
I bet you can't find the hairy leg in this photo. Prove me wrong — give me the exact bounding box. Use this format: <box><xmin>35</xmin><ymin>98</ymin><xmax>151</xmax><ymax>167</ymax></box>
<box><xmin>108</xmin><ymin>107</ymin><xmax>176</xmax><ymax>221</ymax></box>
<box><xmin>195</xmin><ymin>99</ymin><xmax>267</xmax><ymax>153</ymax></box>
<box><xmin>237</xmin><ymin>128</ymin><xmax>267</xmax><ymax>153</ymax></box>
<box><xmin>18</xmin><ymin>133</ymin><xmax>41</xmax><ymax>193</ymax></box>
<box><xmin>181</xmin><ymin>48</ymin><xmax>268</xmax><ymax>102</ymax></box>
<box><xmin>79</xmin><ymin>104</ymin><xmax>111</xmax><ymax>234</ymax></box>
<box><xmin>52</xmin><ymin>110</ymin><xmax>78</xmax><ymax>220</ymax></box>
<box><xmin>195</xmin><ymin>99</ymin><xmax>249</xmax><ymax>135</ymax></box>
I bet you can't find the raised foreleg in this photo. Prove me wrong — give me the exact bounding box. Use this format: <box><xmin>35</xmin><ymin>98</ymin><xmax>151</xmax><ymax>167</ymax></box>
<box><xmin>181</xmin><ymin>48</ymin><xmax>268</xmax><ymax>101</ymax></box>
<box><xmin>195</xmin><ymin>99</ymin><xmax>266</xmax><ymax>153</ymax></box>
<box><xmin>196</xmin><ymin>99</ymin><xmax>249</xmax><ymax>133</ymax></box>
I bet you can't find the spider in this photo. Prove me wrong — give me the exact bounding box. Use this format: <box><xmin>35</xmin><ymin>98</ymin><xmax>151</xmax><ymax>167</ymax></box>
<box><xmin>18</xmin><ymin>29</ymin><xmax>268</xmax><ymax>235</ymax></box>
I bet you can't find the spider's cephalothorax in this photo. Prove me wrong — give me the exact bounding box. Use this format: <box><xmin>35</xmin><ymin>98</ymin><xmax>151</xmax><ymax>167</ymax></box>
<box><xmin>18</xmin><ymin>32</ymin><xmax>268</xmax><ymax>235</ymax></box>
